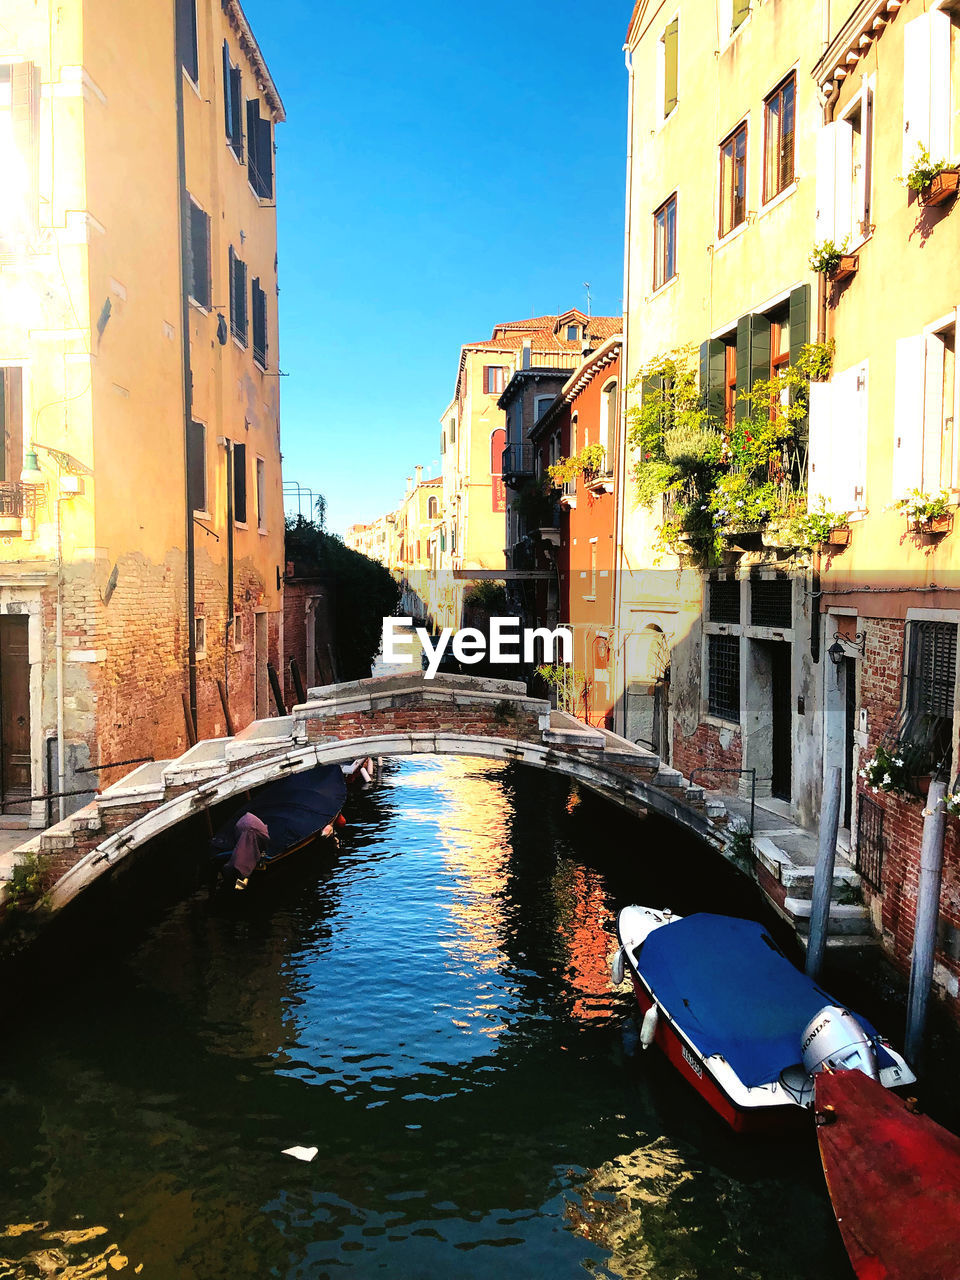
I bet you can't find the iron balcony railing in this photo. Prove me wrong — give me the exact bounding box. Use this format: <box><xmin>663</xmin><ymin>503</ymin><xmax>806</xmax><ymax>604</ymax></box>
<box><xmin>501</xmin><ymin>441</ymin><xmax>534</xmax><ymax>481</ymax></box>
<box><xmin>0</xmin><ymin>481</ymin><xmax>40</xmax><ymax>521</ymax></box>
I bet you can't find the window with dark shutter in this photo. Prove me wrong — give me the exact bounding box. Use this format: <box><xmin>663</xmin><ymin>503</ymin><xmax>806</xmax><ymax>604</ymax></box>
<box><xmin>483</xmin><ymin>366</ymin><xmax>506</xmax><ymax>395</ymax></box>
<box><xmin>176</xmin><ymin>0</ymin><xmax>199</xmax><ymax>83</ymax></box>
<box><xmin>896</xmin><ymin>621</ymin><xmax>958</xmax><ymax>775</ymax></box>
<box><xmin>663</xmin><ymin>18</ymin><xmax>678</xmax><ymax>117</ymax></box>
<box><xmin>187</xmin><ymin>200</ymin><xmax>210</xmax><ymax>308</ymax></box>
<box><xmin>732</xmin><ymin>0</ymin><xmax>751</xmax><ymax>31</ymax></box>
<box><xmin>246</xmin><ymin>99</ymin><xmax>273</xmax><ymax>199</ymax></box>
<box><xmin>708</xmin><ymin>577</ymin><xmax>740</xmax><ymax>624</ymax></box>
<box><xmin>708</xmin><ymin>634</ymin><xmax>740</xmax><ymax>721</ymax></box>
<box><xmin>764</xmin><ymin>74</ymin><xmax>796</xmax><ymax>202</ymax></box>
<box><xmin>222</xmin><ymin>42</ymin><xmax>243</xmax><ymax>160</ymax></box>
<box><xmin>233</xmin><ymin>441</ymin><xmax>247</xmax><ymax>523</ymax></box>
<box><xmin>252</xmin><ymin>278</ymin><xmax>267</xmax><ymax>368</ymax></box>
<box><xmin>719</xmin><ymin>122</ymin><xmax>747</xmax><ymax>238</ymax></box>
<box><xmin>187</xmin><ymin>420</ymin><xmax>206</xmax><ymax>512</ymax></box>
<box><xmin>229</xmin><ymin>246</ymin><xmax>247</xmax><ymax>345</ymax></box>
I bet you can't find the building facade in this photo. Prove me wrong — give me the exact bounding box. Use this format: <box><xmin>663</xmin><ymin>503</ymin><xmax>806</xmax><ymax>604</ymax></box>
<box><xmin>0</xmin><ymin>0</ymin><xmax>285</xmax><ymax>822</ymax></box>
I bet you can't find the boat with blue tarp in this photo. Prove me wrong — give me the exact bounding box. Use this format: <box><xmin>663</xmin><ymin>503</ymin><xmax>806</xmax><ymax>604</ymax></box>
<box><xmin>612</xmin><ymin>906</ymin><xmax>915</xmax><ymax>1133</ymax></box>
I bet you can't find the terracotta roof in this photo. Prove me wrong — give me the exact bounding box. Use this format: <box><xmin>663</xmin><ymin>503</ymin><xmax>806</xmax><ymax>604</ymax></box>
<box><xmin>454</xmin><ymin>312</ymin><xmax>622</xmax><ymax>400</ymax></box>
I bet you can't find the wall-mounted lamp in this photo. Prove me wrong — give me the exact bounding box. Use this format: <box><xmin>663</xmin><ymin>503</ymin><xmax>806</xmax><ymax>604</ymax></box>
<box><xmin>828</xmin><ymin>630</ymin><xmax>867</xmax><ymax>666</ymax></box>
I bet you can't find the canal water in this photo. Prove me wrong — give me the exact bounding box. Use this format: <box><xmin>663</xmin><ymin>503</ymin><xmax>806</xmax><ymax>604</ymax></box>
<box><xmin>0</xmin><ymin>757</ymin><xmax>856</xmax><ymax>1279</ymax></box>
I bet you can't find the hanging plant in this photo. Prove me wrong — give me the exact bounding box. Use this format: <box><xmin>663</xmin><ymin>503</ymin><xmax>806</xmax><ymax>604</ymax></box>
<box><xmin>548</xmin><ymin>443</ymin><xmax>607</xmax><ymax>487</ymax></box>
<box><xmin>859</xmin><ymin>745</ymin><xmax>912</xmax><ymax>797</ymax></box>
<box><xmin>901</xmin><ymin>143</ymin><xmax>952</xmax><ymax>193</ymax></box>
<box><xmin>809</xmin><ymin>238</ymin><xmax>849</xmax><ymax>275</ymax></box>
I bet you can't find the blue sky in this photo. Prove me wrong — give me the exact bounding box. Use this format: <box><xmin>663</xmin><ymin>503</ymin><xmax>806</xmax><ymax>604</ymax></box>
<box><xmin>243</xmin><ymin>1</ymin><xmax>632</xmax><ymax>535</ymax></box>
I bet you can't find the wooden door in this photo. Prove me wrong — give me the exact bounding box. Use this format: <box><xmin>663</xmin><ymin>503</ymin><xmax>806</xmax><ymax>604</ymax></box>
<box><xmin>770</xmin><ymin>642</ymin><xmax>792</xmax><ymax>802</ymax></box>
<box><xmin>0</xmin><ymin>615</ymin><xmax>31</xmax><ymax>806</ymax></box>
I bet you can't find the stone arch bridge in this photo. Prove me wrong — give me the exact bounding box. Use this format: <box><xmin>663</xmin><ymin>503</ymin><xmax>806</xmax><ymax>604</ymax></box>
<box><xmin>7</xmin><ymin>672</ymin><xmax>730</xmax><ymax>916</ymax></box>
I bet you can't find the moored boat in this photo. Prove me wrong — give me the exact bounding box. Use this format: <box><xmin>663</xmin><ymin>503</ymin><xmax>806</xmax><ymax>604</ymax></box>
<box><xmin>815</xmin><ymin>1069</ymin><xmax>960</xmax><ymax>1279</ymax></box>
<box><xmin>612</xmin><ymin>906</ymin><xmax>914</xmax><ymax>1134</ymax></box>
<box><xmin>211</xmin><ymin>762</ymin><xmax>348</xmax><ymax>890</ymax></box>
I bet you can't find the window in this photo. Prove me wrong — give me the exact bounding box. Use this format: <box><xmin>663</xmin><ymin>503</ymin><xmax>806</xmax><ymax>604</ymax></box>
<box><xmin>599</xmin><ymin>380</ymin><xmax>617</xmax><ymax>469</ymax></box>
<box><xmin>0</xmin><ymin>63</ymin><xmax>40</xmax><ymax>237</ymax></box>
<box><xmin>440</xmin><ymin>429</ymin><xmax>445</xmax><ymax>455</ymax></box>
<box><xmin>222</xmin><ymin>42</ymin><xmax>243</xmax><ymax>160</ymax></box>
<box><xmin>246</xmin><ymin>99</ymin><xmax>273</xmax><ymax>199</ymax></box>
<box><xmin>187</xmin><ymin>199</ymin><xmax>210</xmax><ymax>309</ymax></box>
<box><xmin>233</xmin><ymin>441</ymin><xmax>247</xmax><ymax>523</ymax></box>
<box><xmin>194</xmin><ymin>614</ymin><xmax>206</xmax><ymax>658</ymax></box>
<box><xmin>229</xmin><ymin>246</ymin><xmax>247</xmax><ymax>345</ymax></box>
<box><xmin>719</xmin><ymin>122</ymin><xmax>747</xmax><ymax>238</ymax></box>
<box><xmin>708</xmin><ymin>576</ymin><xmax>740</xmax><ymax>624</ymax></box>
<box><xmin>653</xmin><ymin>194</ymin><xmax>677</xmax><ymax>290</ymax></box>
<box><xmin>256</xmin><ymin>456</ymin><xmax>266</xmax><ymax>529</ymax></box>
<box><xmin>660</xmin><ymin>17</ymin><xmax>678</xmax><ymax>119</ymax></box>
<box><xmin>708</xmin><ymin>634</ymin><xmax>740</xmax><ymax>721</ymax></box>
<box><xmin>0</xmin><ymin>367</ymin><xmax>23</xmax><ymax>483</ymax></box>
<box><xmin>187</xmin><ymin>420</ymin><xmax>206</xmax><ymax>512</ymax></box>
<box><xmin>902</xmin><ymin>11</ymin><xmax>952</xmax><ymax>174</ymax></box>
<box><xmin>566</xmin><ymin>324</ymin><xmax>580</xmax><ymax>341</ymax></box>
<box><xmin>769</xmin><ymin>304</ymin><xmax>790</xmax><ymax>377</ymax></box>
<box><xmin>764</xmin><ymin>74</ymin><xmax>795</xmax><ymax>202</ymax></box>
<box><xmin>176</xmin><ymin>0</ymin><xmax>199</xmax><ymax>84</ymax></box>
<box><xmin>816</xmin><ymin>88</ymin><xmax>874</xmax><ymax>249</ymax></box>
<box><xmin>427</xmin><ymin>496</ymin><xmax>438</xmax><ymax>519</ymax></box>
<box><xmin>534</xmin><ymin>395</ymin><xmax>553</xmax><ymax>424</ymax></box>
<box><xmin>483</xmin><ymin>366</ymin><xmax>506</xmax><ymax>395</ymax></box>
<box><xmin>233</xmin><ymin>613</ymin><xmax>244</xmax><ymax>649</ymax></box>
<box><xmin>252</xmin><ymin>277</ymin><xmax>267</xmax><ymax>368</ymax></box>
<box><xmin>724</xmin><ymin>340</ymin><xmax>737</xmax><ymax>428</ymax></box>
<box><xmin>899</xmin><ymin>620</ymin><xmax>958</xmax><ymax>777</ymax></box>
<box><xmin>892</xmin><ymin>316</ymin><xmax>959</xmax><ymax>498</ymax></box>
<box><xmin>751</xmin><ymin>575</ymin><xmax>792</xmax><ymax>628</ymax></box>
<box><xmin>449</xmin><ymin>416</ymin><xmax>456</xmax><ymax>443</ymax></box>
<box><xmin>732</xmin><ymin>0</ymin><xmax>750</xmax><ymax>32</ymax></box>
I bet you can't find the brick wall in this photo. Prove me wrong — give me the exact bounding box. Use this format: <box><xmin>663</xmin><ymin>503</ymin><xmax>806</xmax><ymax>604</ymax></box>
<box><xmin>303</xmin><ymin>707</ymin><xmax>543</xmax><ymax>744</ymax></box>
<box><xmin>857</xmin><ymin>617</ymin><xmax>960</xmax><ymax>1008</ymax></box>
<box><xmin>673</xmin><ymin>721</ymin><xmax>743</xmax><ymax>791</ymax></box>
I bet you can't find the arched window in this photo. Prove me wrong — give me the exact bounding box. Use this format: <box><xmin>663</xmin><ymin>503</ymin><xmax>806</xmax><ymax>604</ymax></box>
<box><xmin>427</xmin><ymin>496</ymin><xmax>438</xmax><ymax>519</ymax></box>
<box><xmin>600</xmin><ymin>379</ymin><xmax>618</xmax><ymax>469</ymax></box>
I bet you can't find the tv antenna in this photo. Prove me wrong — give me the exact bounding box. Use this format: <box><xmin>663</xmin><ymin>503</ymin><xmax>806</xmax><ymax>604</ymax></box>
<box><xmin>583</xmin><ymin>282</ymin><xmax>592</xmax><ymax>318</ymax></box>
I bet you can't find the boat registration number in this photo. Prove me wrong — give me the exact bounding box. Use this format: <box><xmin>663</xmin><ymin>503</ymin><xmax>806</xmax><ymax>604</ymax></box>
<box><xmin>681</xmin><ymin>1045</ymin><xmax>703</xmax><ymax>1078</ymax></box>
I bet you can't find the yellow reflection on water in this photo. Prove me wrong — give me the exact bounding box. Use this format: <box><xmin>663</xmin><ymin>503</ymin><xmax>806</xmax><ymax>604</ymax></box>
<box><xmin>0</xmin><ymin>1222</ymin><xmax>140</xmax><ymax>1276</ymax></box>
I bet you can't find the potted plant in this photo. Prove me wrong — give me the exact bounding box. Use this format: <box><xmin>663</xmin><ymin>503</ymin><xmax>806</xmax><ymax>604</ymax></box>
<box><xmin>783</xmin><ymin>500</ymin><xmax>853</xmax><ymax>551</ymax></box>
<box><xmin>903</xmin><ymin>143</ymin><xmax>960</xmax><ymax>208</ymax></box>
<box><xmin>894</xmin><ymin>488</ymin><xmax>953</xmax><ymax>534</ymax></box>
<box><xmin>859</xmin><ymin>745</ymin><xmax>912</xmax><ymax>797</ymax></box>
<box><xmin>809</xmin><ymin>238</ymin><xmax>857</xmax><ymax>282</ymax></box>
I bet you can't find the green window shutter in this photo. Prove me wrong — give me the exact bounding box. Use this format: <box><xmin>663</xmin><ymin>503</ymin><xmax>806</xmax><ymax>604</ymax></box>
<box><xmin>735</xmin><ymin>316</ymin><xmax>751</xmax><ymax>420</ymax></box>
<box><xmin>699</xmin><ymin>340</ymin><xmax>726</xmax><ymax>420</ymax></box>
<box><xmin>750</xmin><ymin>313</ymin><xmax>771</xmax><ymax>394</ymax></box>
<box><xmin>732</xmin><ymin>0</ymin><xmax>750</xmax><ymax>31</ymax></box>
<box><xmin>788</xmin><ymin>284</ymin><xmax>810</xmax><ymax>366</ymax></box>
<box><xmin>664</xmin><ymin>18</ymin><xmax>679</xmax><ymax>116</ymax></box>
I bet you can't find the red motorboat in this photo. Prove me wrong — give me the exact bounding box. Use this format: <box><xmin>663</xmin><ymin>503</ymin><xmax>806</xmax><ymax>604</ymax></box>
<box><xmin>815</xmin><ymin>1069</ymin><xmax>960</xmax><ymax>1280</ymax></box>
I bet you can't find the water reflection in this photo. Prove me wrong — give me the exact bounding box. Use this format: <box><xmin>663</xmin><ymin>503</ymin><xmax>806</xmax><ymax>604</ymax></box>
<box><xmin>0</xmin><ymin>756</ymin><xmax>852</xmax><ymax>1279</ymax></box>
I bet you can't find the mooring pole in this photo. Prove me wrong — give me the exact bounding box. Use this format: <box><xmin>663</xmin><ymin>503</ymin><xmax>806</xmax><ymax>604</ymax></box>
<box><xmin>905</xmin><ymin>778</ymin><xmax>948</xmax><ymax>1067</ymax></box>
<box><xmin>806</xmin><ymin>766</ymin><xmax>842</xmax><ymax>979</ymax></box>
<box><xmin>267</xmin><ymin>661</ymin><xmax>286</xmax><ymax>716</ymax></box>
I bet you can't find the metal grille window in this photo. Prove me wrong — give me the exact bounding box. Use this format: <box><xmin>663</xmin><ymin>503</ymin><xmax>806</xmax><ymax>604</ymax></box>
<box><xmin>750</xmin><ymin>575</ymin><xmax>792</xmax><ymax>628</ymax></box>
<box><xmin>898</xmin><ymin>620</ymin><xmax>958</xmax><ymax>774</ymax></box>
<box><xmin>252</xmin><ymin>278</ymin><xmax>267</xmax><ymax>369</ymax></box>
<box><xmin>708</xmin><ymin>576</ymin><xmax>740</xmax><ymax>623</ymax></box>
<box><xmin>856</xmin><ymin>793</ymin><xmax>884</xmax><ymax>890</ymax></box>
<box><xmin>708</xmin><ymin>634</ymin><xmax>740</xmax><ymax>721</ymax></box>
<box><xmin>229</xmin><ymin>246</ymin><xmax>247</xmax><ymax>345</ymax></box>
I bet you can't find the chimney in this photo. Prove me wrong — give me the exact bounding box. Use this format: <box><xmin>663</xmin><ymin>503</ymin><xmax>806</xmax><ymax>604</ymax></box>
<box><xmin>406</xmin><ymin>476</ymin><xmax>413</xmax><ymax>496</ymax></box>
<box><xmin>415</xmin><ymin>465</ymin><xmax>423</xmax><ymax>486</ymax></box>
<box><xmin>522</xmin><ymin>338</ymin><xmax>532</xmax><ymax>371</ymax></box>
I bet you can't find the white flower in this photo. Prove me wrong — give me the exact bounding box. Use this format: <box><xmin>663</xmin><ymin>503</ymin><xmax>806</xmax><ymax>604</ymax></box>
<box><xmin>882</xmin><ymin>773</ymin><xmax>892</xmax><ymax>786</ymax></box>
<box><xmin>922</xmin><ymin>808</ymin><xmax>933</xmax><ymax>817</ymax></box>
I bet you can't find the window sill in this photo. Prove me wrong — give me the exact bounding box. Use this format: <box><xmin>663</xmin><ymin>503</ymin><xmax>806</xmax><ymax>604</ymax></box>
<box><xmin>232</xmin><ymin>335</ymin><xmax>248</xmax><ymax>352</ymax></box>
<box><xmin>258</xmin><ymin>527</ymin><xmax>269</xmax><ymax>536</ymax></box>
<box><xmin>254</xmin><ymin>356</ymin><xmax>267</xmax><ymax>373</ymax></box>
<box><xmin>649</xmin><ymin>273</ymin><xmax>678</xmax><ymax>302</ymax></box>
<box><xmin>227</xmin><ymin>141</ymin><xmax>244</xmax><ymax>167</ymax></box>
<box><xmin>719</xmin><ymin>14</ymin><xmax>751</xmax><ymax>54</ymax></box>
<box><xmin>247</xmin><ymin>181</ymin><xmax>275</xmax><ymax>205</ymax></box>
<box><xmin>182</xmin><ymin>68</ymin><xmax>201</xmax><ymax>99</ymax></box>
<box><xmin>716</xmin><ymin>219</ymin><xmax>749</xmax><ymax>250</ymax></box>
<box><xmin>655</xmin><ymin>104</ymin><xmax>678</xmax><ymax>135</ymax></box>
<box><xmin>188</xmin><ymin>297</ymin><xmax>210</xmax><ymax>315</ymax></box>
<box><xmin>234</xmin><ymin>521</ymin><xmax>249</xmax><ymax>531</ymax></box>
<box><xmin>702</xmin><ymin>713</ymin><xmax>741</xmax><ymax>732</ymax></box>
<box><xmin>193</xmin><ymin>508</ymin><xmax>211</xmax><ymax>520</ymax></box>
<box><xmin>758</xmin><ymin>181</ymin><xmax>798</xmax><ymax>219</ymax></box>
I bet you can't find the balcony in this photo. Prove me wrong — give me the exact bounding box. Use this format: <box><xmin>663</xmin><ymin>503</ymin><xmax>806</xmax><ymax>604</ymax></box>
<box><xmin>501</xmin><ymin>441</ymin><xmax>534</xmax><ymax>486</ymax></box>
<box><xmin>0</xmin><ymin>481</ymin><xmax>39</xmax><ymax>533</ymax></box>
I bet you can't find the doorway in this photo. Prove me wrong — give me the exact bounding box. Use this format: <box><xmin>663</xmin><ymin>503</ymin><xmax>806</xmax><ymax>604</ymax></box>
<box><xmin>770</xmin><ymin>642</ymin><xmax>792</xmax><ymax>801</ymax></box>
<box><xmin>0</xmin><ymin>615</ymin><xmax>30</xmax><ymax>813</ymax></box>
<box><xmin>746</xmin><ymin>639</ymin><xmax>792</xmax><ymax>803</ymax></box>
<box><xmin>255</xmin><ymin>612</ymin><xmax>269</xmax><ymax>719</ymax></box>
<box><xmin>843</xmin><ymin>656</ymin><xmax>857</xmax><ymax>829</ymax></box>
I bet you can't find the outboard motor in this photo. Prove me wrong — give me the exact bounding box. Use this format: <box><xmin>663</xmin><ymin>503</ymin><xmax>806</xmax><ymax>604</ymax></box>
<box><xmin>801</xmin><ymin>1005</ymin><xmax>879</xmax><ymax>1080</ymax></box>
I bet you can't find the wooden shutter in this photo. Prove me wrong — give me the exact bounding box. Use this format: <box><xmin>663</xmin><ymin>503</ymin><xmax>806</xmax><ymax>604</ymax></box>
<box><xmin>246</xmin><ymin>99</ymin><xmax>259</xmax><ymax>186</ymax></box>
<box><xmin>749</xmin><ymin>313</ymin><xmax>771</xmax><ymax>392</ymax></box>
<box><xmin>892</xmin><ymin>335</ymin><xmax>925</xmax><ymax>499</ymax></box>
<box><xmin>732</xmin><ymin>0</ymin><xmax>750</xmax><ymax>30</ymax></box>
<box><xmin>234</xmin><ymin>442</ymin><xmax>247</xmax><ymax>523</ymax></box>
<box><xmin>176</xmin><ymin>0</ymin><xmax>198</xmax><ymax>82</ymax></box>
<box><xmin>831</xmin><ymin>363</ymin><xmax>869</xmax><ymax>512</ymax></box>
<box><xmin>222</xmin><ymin>42</ymin><xmax>232</xmax><ymax>139</ymax></box>
<box><xmin>663</xmin><ymin>18</ymin><xmax>678</xmax><ymax>116</ymax></box>
<box><xmin>0</xmin><ymin>368</ymin><xmax>23</xmax><ymax>483</ymax></box>
<box><xmin>188</xmin><ymin>204</ymin><xmax>209</xmax><ymax>308</ymax></box>
<box><xmin>187</xmin><ymin>421</ymin><xmax>206</xmax><ymax>512</ymax></box>
<box><xmin>788</xmin><ymin>286</ymin><xmax>809</xmax><ymax>366</ymax></box>
<box><xmin>815</xmin><ymin>122</ymin><xmax>838</xmax><ymax>243</ymax></box>
<box><xmin>10</xmin><ymin>62</ymin><xmax>40</xmax><ymax>231</ymax></box>
<box><xmin>228</xmin><ymin>244</ymin><xmax>236</xmax><ymax>333</ymax></box>
<box><xmin>699</xmin><ymin>339</ymin><xmax>725</xmax><ymax>420</ymax></box>
<box><xmin>256</xmin><ymin>114</ymin><xmax>273</xmax><ymax>197</ymax></box>
<box><xmin>901</xmin><ymin>13</ymin><xmax>951</xmax><ymax>169</ymax></box>
<box><xmin>833</xmin><ymin>118</ymin><xmax>854</xmax><ymax>246</ymax></box>
<box><xmin>807</xmin><ymin>381</ymin><xmax>833</xmax><ymax>508</ymax></box>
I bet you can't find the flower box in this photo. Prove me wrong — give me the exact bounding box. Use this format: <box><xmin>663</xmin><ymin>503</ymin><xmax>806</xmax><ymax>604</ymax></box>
<box><xmin>828</xmin><ymin>254</ymin><xmax>859</xmax><ymax>283</ymax></box>
<box><xmin>908</xmin><ymin>513</ymin><xmax>953</xmax><ymax>535</ymax></box>
<box><xmin>919</xmin><ymin>168</ymin><xmax>960</xmax><ymax>208</ymax></box>
<box><xmin>823</xmin><ymin>526</ymin><xmax>852</xmax><ymax>548</ymax></box>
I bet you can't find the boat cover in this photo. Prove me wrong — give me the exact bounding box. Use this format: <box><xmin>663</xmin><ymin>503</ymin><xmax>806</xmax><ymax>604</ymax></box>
<box><xmin>636</xmin><ymin>913</ymin><xmax>877</xmax><ymax>1089</ymax></box>
<box><xmin>211</xmin><ymin>764</ymin><xmax>347</xmax><ymax>864</ymax></box>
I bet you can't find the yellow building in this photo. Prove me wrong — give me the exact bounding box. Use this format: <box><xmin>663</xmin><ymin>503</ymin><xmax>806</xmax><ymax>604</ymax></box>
<box><xmin>0</xmin><ymin>0</ymin><xmax>285</xmax><ymax>823</ymax></box>
<box><xmin>617</xmin><ymin>0</ymin><xmax>825</xmax><ymax>826</ymax></box>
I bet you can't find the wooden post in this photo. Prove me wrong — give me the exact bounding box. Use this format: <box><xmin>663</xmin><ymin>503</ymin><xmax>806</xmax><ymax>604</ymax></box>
<box><xmin>905</xmin><ymin>779</ymin><xmax>948</xmax><ymax>1067</ymax></box>
<box><xmin>217</xmin><ymin>680</ymin><xmax>235</xmax><ymax>737</ymax></box>
<box><xmin>182</xmin><ymin>691</ymin><xmax>197</xmax><ymax>747</ymax></box>
<box><xmin>806</xmin><ymin>766</ymin><xmax>842</xmax><ymax>979</ymax></box>
<box><xmin>267</xmin><ymin>661</ymin><xmax>286</xmax><ymax>715</ymax></box>
<box><xmin>289</xmin><ymin>657</ymin><xmax>307</xmax><ymax>705</ymax></box>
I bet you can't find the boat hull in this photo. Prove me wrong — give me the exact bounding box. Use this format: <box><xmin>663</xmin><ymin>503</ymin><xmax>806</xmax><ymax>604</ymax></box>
<box><xmin>626</xmin><ymin>970</ymin><xmax>804</xmax><ymax>1136</ymax></box>
<box><xmin>816</xmin><ymin>1070</ymin><xmax>960</xmax><ymax>1280</ymax></box>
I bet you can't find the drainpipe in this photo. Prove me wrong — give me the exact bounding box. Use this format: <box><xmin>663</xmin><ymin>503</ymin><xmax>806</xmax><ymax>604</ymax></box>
<box><xmin>904</xmin><ymin>779</ymin><xmax>948</xmax><ymax>1066</ymax></box>
<box><xmin>174</xmin><ymin>4</ymin><xmax>197</xmax><ymax>736</ymax></box>
<box><xmin>612</xmin><ymin>41</ymin><xmax>635</xmax><ymax>737</ymax></box>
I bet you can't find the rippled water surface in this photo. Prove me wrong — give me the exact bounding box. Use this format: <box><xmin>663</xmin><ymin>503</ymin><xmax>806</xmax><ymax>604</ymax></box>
<box><xmin>0</xmin><ymin>757</ymin><xmax>854</xmax><ymax>1278</ymax></box>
